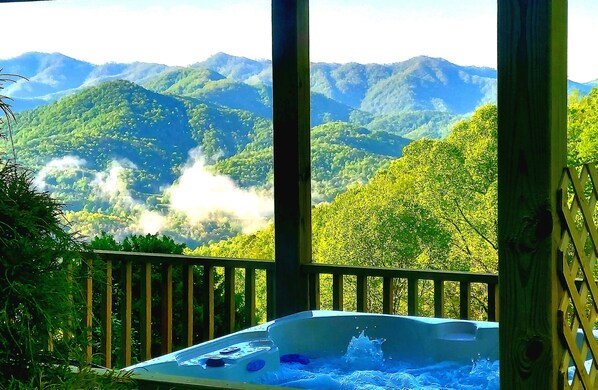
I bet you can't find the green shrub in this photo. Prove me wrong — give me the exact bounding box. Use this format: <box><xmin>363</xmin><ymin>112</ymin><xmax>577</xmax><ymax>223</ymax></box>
<box><xmin>0</xmin><ymin>72</ymin><xmax>132</xmax><ymax>388</ymax></box>
<box><xmin>0</xmin><ymin>160</ymin><xmax>85</xmax><ymax>385</ymax></box>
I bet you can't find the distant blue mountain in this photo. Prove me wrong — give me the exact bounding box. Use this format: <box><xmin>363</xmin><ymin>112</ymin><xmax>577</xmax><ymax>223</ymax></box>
<box><xmin>1</xmin><ymin>52</ymin><xmax>173</xmax><ymax>111</ymax></box>
<box><xmin>3</xmin><ymin>51</ymin><xmax>597</xmax><ymax>139</ymax></box>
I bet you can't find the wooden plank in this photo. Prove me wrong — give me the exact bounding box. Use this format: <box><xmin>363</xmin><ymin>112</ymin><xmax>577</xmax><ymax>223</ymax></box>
<box><xmin>566</xmin><ymin>167</ymin><xmax>598</xmax><ymax>250</ymax></box>
<box><xmin>303</xmin><ymin>263</ymin><xmax>498</xmax><ymax>284</ymax></box>
<box><xmin>356</xmin><ymin>275</ymin><xmax>368</xmax><ymax>313</ymax></box>
<box><xmin>183</xmin><ymin>264</ymin><xmax>194</xmax><ymax>346</ymax></box>
<box><xmin>93</xmin><ymin>250</ymin><xmax>274</xmax><ymax>271</ymax></box>
<box><xmin>561</xmin><ymin>199</ymin><xmax>598</xmax><ymax>314</ymax></box>
<box><xmin>382</xmin><ymin>277</ymin><xmax>394</xmax><ymax>314</ymax></box>
<box><xmin>488</xmin><ymin>283</ymin><xmax>499</xmax><ymax>322</ymax></box>
<box><xmin>101</xmin><ymin>259</ymin><xmax>113</xmax><ymax>368</ymax></box>
<box><xmin>408</xmin><ymin>278</ymin><xmax>419</xmax><ymax>316</ymax></box>
<box><xmin>161</xmin><ymin>263</ymin><xmax>173</xmax><ymax>355</ymax></box>
<box><xmin>308</xmin><ymin>272</ymin><xmax>320</xmax><ymax>310</ymax></box>
<box><xmin>434</xmin><ymin>280</ymin><xmax>444</xmax><ymax>318</ymax></box>
<box><xmin>497</xmin><ymin>1</ymin><xmax>567</xmax><ymax>388</ymax></box>
<box><xmin>459</xmin><ymin>281</ymin><xmax>471</xmax><ymax>320</ymax></box>
<box><xmin>224</xmin><ymin>267</ymin><xmax>236</xmax><ymax>334</ymax></box>
<box><xmin>244</xmin><ymin>268</ymin><xmax>256</xmax><ymax>327</ymax></box>
<box><xmin>266</xmin><ymin>270</ymin><xmax>276</xmax><ymax>321</ymax></box>
<box><xmin>120</xmin><ymin>260</ymin><xmax>132</xmax><ymax>367</ymax></box>
<box><xmin>202</xmin><ymin>266</ymin><xmax>215</xmax><ymax>341</ymax></box>
<box><xmin>332</xmin><ymin>274</ymin><xmax>344</xmax><ymax>311</ymax></box>
<box><xmin>559</xmin><ymin>311</ymin><xmax>594</xmax><ymax>389</ymax></box>
<box><xmin>83</xmin><ymin>257</ymin><xmax>93</xmax><ymax>364</ymax></box>
<box><xmin>139</xmin><ymin>261</ymin><xmax>151</xmax><ymax>361</ymax></box>
<box><xmin>561</xmin><ymin>266</ymin><xmax>598</xmax><ymax>365</ymax></box>
<box><xmin>272</xmin><ymin>0</ymin><xmax>311</xmax><ymax>317</ymax></box>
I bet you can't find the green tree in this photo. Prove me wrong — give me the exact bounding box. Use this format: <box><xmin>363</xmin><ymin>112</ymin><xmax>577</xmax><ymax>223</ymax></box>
<box><xmin>0</xmin><ymin>72</ymin><xmax>132</xmax><ymax>388</ymax></box>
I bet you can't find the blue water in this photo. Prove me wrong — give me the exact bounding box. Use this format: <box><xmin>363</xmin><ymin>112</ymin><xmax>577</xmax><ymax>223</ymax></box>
<box><xmin>260</xmin><ymin>332</ymin><xmax>500</xmax><ymax>389</ymax></box>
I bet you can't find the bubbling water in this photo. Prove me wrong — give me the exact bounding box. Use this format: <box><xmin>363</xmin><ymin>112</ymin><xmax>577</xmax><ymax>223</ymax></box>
<box><xmin>260</xmin><ymin>331</ymin><xmax>499</xmax><ymax>389</ymax></box>
<box><xmin>343</xmin><ymin>331</ymin><xmax>385</xmax><ymax>370</ymax></box>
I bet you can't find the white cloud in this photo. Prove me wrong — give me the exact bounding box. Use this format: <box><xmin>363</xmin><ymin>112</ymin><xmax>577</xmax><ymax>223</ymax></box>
<box><xmin>135</xmin><ymin>210</ymin><xmax>168</xmax><ymax>235</ymax></box>
<box><xmin>166</xmin><ymin>147</ymin><xmax>272</xmax><ymax>233</ymax></box>
<box><xmin>91</xmin><ymin>159</ymin><xmax>138</xmax><ymax>207</ymax></box>
<box><xmin>34</xmin><ymin>155</ymin><xmax>87</xmax><ymax>190</ymax></box>
<box><xmin>85</xmin><ymin>150</ymin><xmax>272</xmax><ymax>236</ymax></box>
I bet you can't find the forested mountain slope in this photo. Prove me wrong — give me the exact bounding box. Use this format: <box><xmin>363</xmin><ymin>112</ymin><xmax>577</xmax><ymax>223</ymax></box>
<box><xmin>4</xmin><ymin>78</ymin><xmax>408</xmax><ymax>245</ymax></box>
<box><xmin>192</xmin><ymin>90</ymin><xmax>598</xmax><ymax>316</ymax></box>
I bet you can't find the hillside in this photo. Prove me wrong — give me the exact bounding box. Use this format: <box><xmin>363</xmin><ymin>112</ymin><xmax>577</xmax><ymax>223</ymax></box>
<box><xmin>4</xmin><ymin>51</ymin><xmax>596</xmax><ymax>247</ymax></box>
<box><xmin>4</xmin><ymin>79</ymin><xmax>409</xmax><ymax>246</ymax></box>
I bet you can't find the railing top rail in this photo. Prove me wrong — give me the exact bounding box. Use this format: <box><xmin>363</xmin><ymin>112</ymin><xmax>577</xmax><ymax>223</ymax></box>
<box><xmin>87</xmin><ymin>250</ymin><xmax>497</xmax><ymax>283</ymax></box>
<box><xmin>89</xmin><ymin>250</ymin><xmax>275</xmax><ymax>270</ymax></box>
<box><xmin>303</xmin><ymin>263</ymin><xmax>498</xmax><ymax>284</ymax></box>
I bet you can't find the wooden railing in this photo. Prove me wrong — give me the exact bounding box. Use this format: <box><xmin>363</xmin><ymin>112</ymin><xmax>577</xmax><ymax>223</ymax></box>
<box><xmin>81</xmin><ymin>250</ymin><xmax>499</xmax><ymax>369</ymax></box>
<box><xmin>81</xmin><ymin>250</ymin><xmax>275</xmax><ymax>368</ymax></box>
<box><xmin>304</xmin><ymin>264</ymin><xmax>499</xmax><ymax>321</ymax></box>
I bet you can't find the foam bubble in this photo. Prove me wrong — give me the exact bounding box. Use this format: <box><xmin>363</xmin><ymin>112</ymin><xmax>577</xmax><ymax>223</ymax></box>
<box><xmin>259</xmin><ymin>332</ymin><xmax>499</xmax><ymax>389</ymax></box>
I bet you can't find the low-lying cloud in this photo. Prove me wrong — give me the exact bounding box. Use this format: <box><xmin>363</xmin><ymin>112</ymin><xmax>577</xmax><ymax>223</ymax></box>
<box><xmin>91</xmin><ymin>159</ymin><xmax>138</xmax><ymax>208</ymax></box>
<box><xmin>35</xmin><ymin>148</ymin><xmax>273</xmax><ymax>239</ymax></box>
<box><xmin>166</xmin><ymin>148</ymin><xmax>272</xmax><ymax>233</ymax></box>
<box><xmin>34</xmin><ymin>155</ymin><xmax>87</xmax><ymax>190</ymax></box>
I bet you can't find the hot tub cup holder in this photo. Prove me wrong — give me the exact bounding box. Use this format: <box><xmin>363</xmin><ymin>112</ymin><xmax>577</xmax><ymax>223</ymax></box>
<box><xmin>434</xmin><ymin>321</ymin><xmax>478</xmax><ymax>341</ymax></box>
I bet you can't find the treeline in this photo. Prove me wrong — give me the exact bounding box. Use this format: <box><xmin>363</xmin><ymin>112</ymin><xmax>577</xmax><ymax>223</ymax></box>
<box><xmin>188</xmin><ymin>87</ymin><xmax>598</xmax><ymax>320</ymax></box>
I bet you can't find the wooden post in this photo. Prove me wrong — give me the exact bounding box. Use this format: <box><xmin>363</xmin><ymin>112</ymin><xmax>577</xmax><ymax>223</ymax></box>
<box><xmin>272</xmin><ymin>0</ymin><xmax>311</xmax><ymax>318</ymax></box>
<box><xmin>332</xmin><ymin>274</ymin><xmax>344</xmax><ymax>311</ymax></box>
<box><xmin>224</xmin><ymin>267</ymin><xmax>236</xmax><ymax>333</ymax></box>
<box><xmin>140</xmin><ymin>262</ymin><xmax>151</xmax><ymax>361</ymax></box>
<box><xmin>161</xmin><ymin>264</ymin><xmax>173</xmax><ymax>355</ymax></box>
<box><xmin>244</xmin><ymin>269</ymin><xmax>257</xmax><ymax>327</ymax></box>
<box><xmin>102</xmin><ymin>259</ymin><xmax>113</xmax><ymax>368</ymax></box>
<box><xmin>356</xmin><ymin>275</ymin><xmax>368</xmax><ymax>312</ymax></box>
<box><xmin>498</xmin><ymin>1</ymin><xmax>567</xmax><ymax>388</ymax></box>
<box><xmin>83</xmin><ymin>257</ymin><xmax>93</xmax><ymax>364</ymax></box>
<box><xmin>120</xmin><ymin>260</ymin><xmax>133</xmax><ymax>367</ymax></box>
<box><xmin>202</xmin><ymin>266</ymin><xmax>215</xmax><ymax>340</ymax></box>
<box><xmin>182</xmin><ymin>264</ymin><xmax>194</xmax><ymax>347</ymax></box>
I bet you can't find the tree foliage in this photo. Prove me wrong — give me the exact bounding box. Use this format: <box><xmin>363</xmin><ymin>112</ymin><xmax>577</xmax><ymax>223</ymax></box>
<box><xmin>196</xmin><ymin>104</ymin><xmax>500</xmax><ymax>319</ymax></box>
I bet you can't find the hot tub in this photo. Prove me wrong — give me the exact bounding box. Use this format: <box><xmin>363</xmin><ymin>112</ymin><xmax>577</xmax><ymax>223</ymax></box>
<box><xmin>124</xmin><ymin>310</ymin><xmax>501</xmax><ymax>388</ymax></box>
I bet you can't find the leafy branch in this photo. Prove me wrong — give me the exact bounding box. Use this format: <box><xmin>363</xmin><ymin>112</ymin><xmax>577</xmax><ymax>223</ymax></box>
<box><xmin>0</xmin><ymin>70</ymin><xmax>27</xmax><ymax>161</ymax></box>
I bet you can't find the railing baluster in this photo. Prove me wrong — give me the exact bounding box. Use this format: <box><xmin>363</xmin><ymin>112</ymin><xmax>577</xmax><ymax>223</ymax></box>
<box><xmin>84</xmin><ymin>251</ymin><xmax>499</xmax><ymax>367</ymax></box>
<box><xmin>102</xmin><ymin>259</ymin><xmax>113</xmax><ymax>368</ymax></box>
<box><xmin>333</xmin><ymin>274</ymin><xmax>344</xmax><ymax>311</ymax></box>
<box><xmin>183</xmin><ymin>264</ymin><xmax>194</xmax><ymax>347</ymax></box>
<box><xmin>309</xmin><ymin>273</ymin><xmax>320</xmax><ymax>310</ymax></box>
<box><xmin>161</xmin><ymin>263</ymin><xmax>173</xmax><ymax>354</ymax></box>
<box><xmin>408</xmin><ymin>278</ymin><xmax>419</xmax><ymax>316</ymax></box>
<box><xmin>434</xmin><ymin>279</ymin><xmax>444</xmax><ymax>318</ymax></box>
<box><xmin>383</xmin><ymin>277</ymin><xmax>394</xmax><ymax>314</ymax></box>
<box><xmin>121</xmin><ymin>260</ymin><xmax>132</xmax><ymax>367</ymax></box>
<box><xmin>356</xmin><ymin>275</ymin><xmax>368</xmax><ymax>312</ymax></box>
<box><xmin>488</xmin><ymin>283</ymin><xmax>499</xmax><ymax>322</ymax></box>
<box><xmin>224</xmin><ymin>266</ymin><xmax>236</xmax><ymax>333</ymax></box>
<box><xmin>140</xmin><ymin>262</ymin><xmax>151</xmax><ymax>361</ymax></box>
<box><xmin>202</xmin><ymin>266</ymin><xmax>215</xmax><ymax>340</ymax></box>
<box><xmin>266</xmin><ymin>269</ymin><xmax>276</xmax><ymax>321</ymax></box>
<box><xmin>459</xmin><ymin>281</ymin><xmax>471</xmax><ymax>320</ymax></box>
<box><xmin>244</xmin><ymin>268</ymin><xmax>256</xmax><ymax>327</ymax></box>
<box><xmin>83</xmin><ymin>257</ymin><xmax>93</xmax><ymax>365</ymax></box>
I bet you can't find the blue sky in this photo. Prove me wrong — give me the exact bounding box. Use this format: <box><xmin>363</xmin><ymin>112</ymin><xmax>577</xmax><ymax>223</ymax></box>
<box><xmin>1</xmin><ymin>0</ymin><xmax>597</xmax><ymax>82</ymax></box>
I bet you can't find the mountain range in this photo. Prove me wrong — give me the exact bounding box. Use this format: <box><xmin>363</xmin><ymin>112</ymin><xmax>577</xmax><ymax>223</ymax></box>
<box><xmin>4</xmin><ymin>51</ymin><xmax>595</xmax><ymax>118</ymax></box>
<box><xmin>2</xmin><ymin>51</ymin><xmax>595</xmax><ymax>246</ymax></box>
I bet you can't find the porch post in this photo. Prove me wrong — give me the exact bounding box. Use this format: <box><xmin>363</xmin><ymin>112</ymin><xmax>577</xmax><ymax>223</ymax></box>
<box><xmin>498</xmin><ymin>0</ymin><xmax>567</xmax><ymax>388</ymax></box>
<box><xmin>271</xmin><ymin>0</ymin><xmax>311</xmax><ymax>317</ymax></box>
